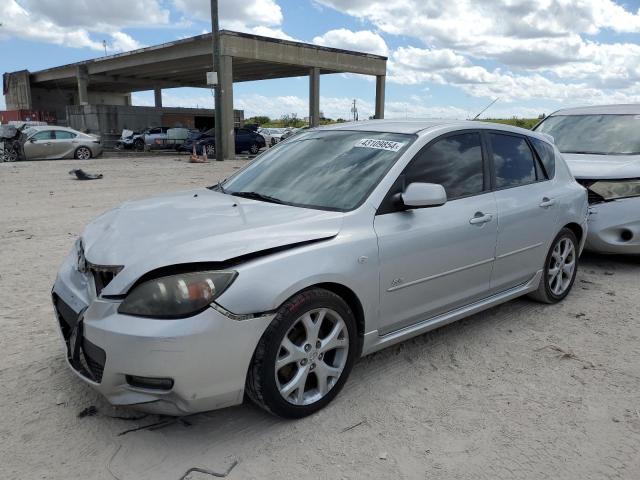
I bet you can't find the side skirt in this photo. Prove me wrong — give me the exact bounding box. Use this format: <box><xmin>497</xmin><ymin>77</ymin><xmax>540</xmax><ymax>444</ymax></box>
<box><xmin>361</xmin><ymin>270</ymin><xmax>542</xmax><ymax>356</ymax></box>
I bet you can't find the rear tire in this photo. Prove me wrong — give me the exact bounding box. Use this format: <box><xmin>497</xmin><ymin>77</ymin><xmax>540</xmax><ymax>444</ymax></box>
<box><xmin>205</xmin><ymin>144</ymin><xmax>216</xmax><ymax>156</ymax></box>
<box><xmin>246</xmin><ymin>288</ymin><xmax>357</xmax><ymax>418</ymax></box>
<box><xmin>529</xmin><ymin>228</ymin><xmax>578</xmax><ymax>304</ymax></box>
<box><xmin>74</xmin><ymin>146</ymin><xmax>92</xmax><ymax>160</ymax></box>
<box><xmin>249</xmin><ymin>143</ymin><xmax>259</xmax><ymax>154</ymax></box>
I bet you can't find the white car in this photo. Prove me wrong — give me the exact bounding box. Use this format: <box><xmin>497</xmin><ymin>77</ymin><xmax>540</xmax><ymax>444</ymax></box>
<box><xmin>257</xmin><ymin>128</ymin><xmax>274</xmax><ymax>146</ymax></box>
<box><xmin>535</xmin><ymin>104</ymin><xmax>640</xmax><ymax>254</ymax></box>
<box><xmin>260</xmin><ymin>128</ymin><xmax>289</xmax><ymax>146</ymax></box>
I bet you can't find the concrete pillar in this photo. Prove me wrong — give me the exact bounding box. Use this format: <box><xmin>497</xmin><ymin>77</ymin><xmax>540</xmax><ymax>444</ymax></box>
<box><xmin>219</xmin><ymin>55</ymin><xmax>235</xmax><ymax>160</ymax></box>
<box><xmin>309</xmin><ymin>67</ymin><xmax>320</xmax><ymax>127</ymax></box>
<box><xmin>375</xmin><ymin>75</ymin><xmax>385</xmax><ymax>119</ymax></box>
<box><xmin>154</xmin><ymin>87</ymin><xmax>163</xmax><ymax>108</ymax></box>
<box><xmin>76</xmin><ymin>65</ymin><xmax>89</xmax><ymax>106</ymax></box>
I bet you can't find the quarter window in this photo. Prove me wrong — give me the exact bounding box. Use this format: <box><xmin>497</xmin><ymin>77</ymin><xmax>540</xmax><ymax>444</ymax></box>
<box><xmin>489</xmin><ymin>133</ymin><xmax>536</xmax><ymax>188</ymax></box>
<box><xmin>529</xmin><ymin>137</ymin><xmax>555</xmax><ymax>179</ymax></box>
<box><xmin>405</xmin><ymin>132</ymin><xmax>484</xmax><ymax>199</ymax></box>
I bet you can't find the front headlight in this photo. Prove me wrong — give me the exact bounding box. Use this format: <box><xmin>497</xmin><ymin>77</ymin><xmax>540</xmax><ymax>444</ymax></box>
<box><xmin>589</xmin><ymin>179</ymin><xmax>640</xmax><ymax>201</ymax></box>
<box><xmin>118</xmin><ymin>271</ymin><xmax>237</xmax><ymax>318</ymax></box>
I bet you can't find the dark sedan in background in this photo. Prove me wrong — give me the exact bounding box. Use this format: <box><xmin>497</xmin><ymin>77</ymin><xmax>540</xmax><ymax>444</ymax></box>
<box><xmin>196</xmin><ymin>127</ymin><xmax>266</xmax><ymax>155</ymax></box>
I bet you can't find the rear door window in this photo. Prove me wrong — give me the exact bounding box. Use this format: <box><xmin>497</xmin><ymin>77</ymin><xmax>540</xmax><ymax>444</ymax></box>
<box><xmin>489</xmin><ymin>133</ymin><xmax>536</xmax><ymax>189</ymax></box>
<box><xmin>54</xmin><ymin>130</ymin><xmax>76</xmax><ymax>140</ymax></box>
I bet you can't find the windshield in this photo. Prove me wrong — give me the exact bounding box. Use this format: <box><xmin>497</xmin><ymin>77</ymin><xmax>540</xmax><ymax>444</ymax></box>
<box><xmin>222</xmin><ymin>130</ymin><xmax>414</xmax><ymax>211</ymax></box>
<box><xmin>22</xmin><ymin>127</ymin><xmax>36</xmax><ymax>138</ymax></box>
<box><xmin>535</xmin><ymin>114</ymin><xmax>640</xmax><ymax>155</ymax></box>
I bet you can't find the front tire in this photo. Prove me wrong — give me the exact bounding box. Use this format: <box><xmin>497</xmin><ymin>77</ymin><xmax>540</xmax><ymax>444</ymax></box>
<box><xmin>529</xmin><ymin>228</ymin><xmax>578</xmax><ymax>304</ymax></box>
<box><xmin>133</xmin><ymin>139</ymin><xmax>145</xmax><ymax>151</ymax></box>
<box><xmin>246</xmin><ymin>288</ymin><xmax>357</xmax><ymax>418</ymax></box>
<box><xmin>74</xmin><ymin>146</ymin><xmax>92</xmax><ymax>160</ymax></box>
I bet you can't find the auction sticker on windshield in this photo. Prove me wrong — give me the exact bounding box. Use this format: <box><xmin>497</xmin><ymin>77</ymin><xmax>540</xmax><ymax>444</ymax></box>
<box><xmin>354</xmin><ymin>138</ymin><xmax>405</xmax><ymax>152</ymax></box>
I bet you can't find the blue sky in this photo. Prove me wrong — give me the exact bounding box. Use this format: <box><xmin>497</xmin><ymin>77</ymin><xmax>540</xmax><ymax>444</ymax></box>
<box><xmin>3</xmin><ymin>0</ymin><xmax>640</xmax><ymax>119</ymax></box>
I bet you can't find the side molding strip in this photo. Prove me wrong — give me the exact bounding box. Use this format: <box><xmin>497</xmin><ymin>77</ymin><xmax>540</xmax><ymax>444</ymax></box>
<box><xmin>386</xmin><ymin>257</ymin><xmax>495</xmax><ymax>292</ymax></box>
<box><xmin>496</xmin><ymin>242</ymin><xmax>543</xmax><ymax>259</ymax></box>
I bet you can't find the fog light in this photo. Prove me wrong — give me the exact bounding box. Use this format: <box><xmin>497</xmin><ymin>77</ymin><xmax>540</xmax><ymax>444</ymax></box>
<box><xmin>620</xmin><ymin>229</ymin><xmax>633</xmax><ymax>242</ymax></box>
<box><xmin>125</xmin><ymin>375</ymin><xmax>174</xmax><ymax>391</ymax></box>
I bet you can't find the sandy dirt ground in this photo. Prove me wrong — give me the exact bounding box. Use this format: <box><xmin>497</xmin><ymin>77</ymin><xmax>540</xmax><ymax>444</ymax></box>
<box><xmin>1</xmin><ymin>155</ymin><xmax>639</xmax><ymax>480</ymax></box>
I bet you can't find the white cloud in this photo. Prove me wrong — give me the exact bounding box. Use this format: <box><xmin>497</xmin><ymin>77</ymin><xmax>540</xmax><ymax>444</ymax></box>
<box><xmin>110</xmin><ymin>32</ymin><xmax>144</xmax><ymax>52</ymax></box>
<box><xmin>18</xmin><ymin>0</ymin><xmax>170</xmax><ymax>30</ymax></box>
<box><xmin>1</xmin><ymin>0</ymin><xmax>162</xmax><ymax>51</ymax></box>
<box><xmin>133</xmin><ymin>90</ymin><xmax>472</xmax><ymax>120</ymax></box>
<box><xmin>313</xmin><ymin>29</ymin><xmax>389</xmax><ymax>56</ymax></box>
<box><xmin>317</xmin><ymin>0</ymin><xmax>640</xmax><ymax>105</ymax></box>
<box><xmin>172</xmin><ymin>0</ymin><xmax>283</xmax><ymax>29</ymax></box>
<box><xmin>248</xmin><ymin>26</ymin><xmax>297</xmax><ymax>41</ymax></box>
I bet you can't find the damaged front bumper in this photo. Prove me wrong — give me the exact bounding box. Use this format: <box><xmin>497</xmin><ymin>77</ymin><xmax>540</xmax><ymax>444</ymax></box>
<box><xmin>52</xmin><ymin>248</ymin><xmax>274</xmax><ymax>415</ymax></box>
<box><xmin>586</xmin><ymin>196</ymin><xmax>640</xmax><ymax>254</ymax></box>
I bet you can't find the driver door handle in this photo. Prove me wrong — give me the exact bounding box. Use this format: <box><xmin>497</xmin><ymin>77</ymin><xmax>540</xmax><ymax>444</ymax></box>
<box><xmin>469</xmin><ymin>212</ymin><xmax>493</xmax><ymax>225</ymax></box>
<box><xmin>539</xmin><ymin>197</ymin><xmax>556</xmax><ymax>208</ymax></box>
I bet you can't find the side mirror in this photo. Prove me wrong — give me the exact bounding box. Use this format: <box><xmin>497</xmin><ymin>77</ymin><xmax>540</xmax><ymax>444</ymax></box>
<box><xmin>29</xmin><ymin>138</ymin><xmax>37</xmax><ymax>143</ymax></box>
<box><xmin>401</xmin><ymin>182</ymin><xmax>447</xmax><ymax>208</ymax></box>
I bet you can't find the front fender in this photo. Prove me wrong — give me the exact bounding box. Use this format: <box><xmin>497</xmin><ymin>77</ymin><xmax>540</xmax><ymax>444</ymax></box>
<box><xmin>215</xmin><ymin>229</ymin><xmax>380</xmax><ymax>332</ymax></box>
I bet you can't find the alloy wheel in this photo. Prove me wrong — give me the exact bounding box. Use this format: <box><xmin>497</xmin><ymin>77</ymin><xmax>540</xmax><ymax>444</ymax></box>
<box><xmin>3</xmin><ymin>148</ymin><xmax>18</xmax><ymax>162</ymax></box>
<box><xmin>275</xmin><ymin>308</ymin><xmax>349</xmax><ymax>406</ymax></box>
<box><xmin>206</xmin><ymin>144</ymin><xmax>216</xmax><ymax>156</ymax></box>
<box><xmin>547</xmin><ymin>237</ymin><xmax>576</xmax><ymax>296</ymax></box>
<box><xmin>76</xmin><ymin>147</ymin><xmax>91</xmax><ymax>160</ymax></box>
<box><xmin>250</xmin><ymin>143</ymin><xmax>259</xmax><ymax>154</ymax></box>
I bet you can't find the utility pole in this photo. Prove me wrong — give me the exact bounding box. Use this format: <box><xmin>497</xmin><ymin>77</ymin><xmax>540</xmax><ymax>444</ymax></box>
<box><xmin>210</xmin><ymin>0</ymin><xmax>224</xmax><ymax>161</ymax></box>
<box><xmin>102</xmin><ymin>40</ymin><xmax>107</xmax><ymax>56</ymax></box>
<box><xmin>351</xmin><ymin>99</ymin><xmax>358</xmax><ymax>122</ymax></box>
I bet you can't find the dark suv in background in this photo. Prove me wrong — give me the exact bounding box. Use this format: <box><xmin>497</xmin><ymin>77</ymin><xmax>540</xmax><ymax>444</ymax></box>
<box><xmin>197</xmin><ymin>127</ymin><xmax>266</xmax><ymax>155</ymax></box>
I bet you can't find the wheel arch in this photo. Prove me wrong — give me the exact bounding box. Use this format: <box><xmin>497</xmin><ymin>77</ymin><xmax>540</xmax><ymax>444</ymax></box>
<box><xmin>276</xmin><ymin>282</ymin><xmax>366</xmax><ymax>355</ymax></box>
<box><xmin>563</xmin><ymin>222</ymin><xmax>583</xmax><ymax>244</ymax></box>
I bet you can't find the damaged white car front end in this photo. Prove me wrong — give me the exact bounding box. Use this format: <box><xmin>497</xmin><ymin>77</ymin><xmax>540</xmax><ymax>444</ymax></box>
<box><xmin>535</xmin><ymin>105</ymin><xmax>640</xmax><ymax>254</ymax></box>
<box><xmin>567</xmin><ymin>155</ymin><xmax>640</xmax><ymax>254</ymax></box>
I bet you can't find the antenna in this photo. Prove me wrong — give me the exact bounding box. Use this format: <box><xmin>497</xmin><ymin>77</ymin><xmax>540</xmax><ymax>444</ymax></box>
<box><xmin>472</xmin><ymin>97</ymin><xmax>499</xmax><ymax>120</ymax></box>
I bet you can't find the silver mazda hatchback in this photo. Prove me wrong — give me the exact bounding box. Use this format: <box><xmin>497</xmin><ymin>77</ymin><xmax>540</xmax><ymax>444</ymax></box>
<box><xmin>52</xmin><ymin>120</ymin><xmax>588</xmax><ymax>418</ymax></box>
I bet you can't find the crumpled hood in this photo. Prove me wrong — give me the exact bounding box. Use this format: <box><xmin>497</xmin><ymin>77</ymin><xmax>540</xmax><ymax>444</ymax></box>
<box><xmin>562</xmin><ymin>153</ymin><xmax>640</xmax><ymax>180</ymax></box>
<box><xmin>81</xmin><ymin>188</ymin><xmax>344</xmax><ymax>295</ymax></box>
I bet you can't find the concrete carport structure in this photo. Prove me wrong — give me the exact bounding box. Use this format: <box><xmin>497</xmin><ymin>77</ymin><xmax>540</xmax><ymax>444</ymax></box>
<box><xmin>21</xmin><ymin>31</ymin><xmax>388</xmax><ymax>159</ymax></box>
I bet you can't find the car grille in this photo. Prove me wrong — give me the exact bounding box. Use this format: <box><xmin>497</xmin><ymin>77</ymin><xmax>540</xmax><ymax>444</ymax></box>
<box><xmin>89</xmin><ymin>265</ymin><xmax>122</xmax><ymax>295</ymax></box>
<box><xmin>52</xmin><ymin>294</ymin><xmax>106</xmax><ymax>383</ymax></box>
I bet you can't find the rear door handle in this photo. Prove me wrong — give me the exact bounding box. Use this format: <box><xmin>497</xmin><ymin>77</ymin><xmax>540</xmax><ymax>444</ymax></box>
<box><xmin>539</xmin><ymin>197</ymin><xmax>556</xmax><ymax>208</ymax></box>
<box><xmin>469</xmin><ymin>212</ymin><xmax>493</xmax><ymax>225</ymax></box>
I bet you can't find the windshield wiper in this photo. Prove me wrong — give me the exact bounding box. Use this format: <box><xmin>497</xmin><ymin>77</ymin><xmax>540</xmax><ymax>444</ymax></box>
<box><xmin>229</xmin><ymin>191</ymin><xmax>285</xmax><ymax>204</ymax></box>
<box><xmin>208</xmin><ymin>180</ymin><xmax>226</xmax><ymax>193</ymax></box>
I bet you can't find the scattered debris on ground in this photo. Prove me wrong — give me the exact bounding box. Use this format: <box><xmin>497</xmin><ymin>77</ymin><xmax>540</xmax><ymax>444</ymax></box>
<box><xmin>178</xmin><ymin>460</ymin><xmax>238</xmax><ymax>479</ymax></box>
<box><xmin>69</xmin><ymin>168</ymin><xmax>103</xmax><ymax>180</ymax></box>
<box><xmin>77</xmin><ymin>405</ymin><xmax>98</xmax><ymax>418</ymax></box>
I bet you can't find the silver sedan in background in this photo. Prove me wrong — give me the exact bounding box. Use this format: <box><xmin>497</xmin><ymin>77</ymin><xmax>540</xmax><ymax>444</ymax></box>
<box><xmin>21</xmin><ymin>126</ymin><xmax>102</xmax><ymax>160</ymax></box>
<box><xmin>535</xmin><ymin>104</ymin><xmax>640</xmax><ymax>254</ymax></box>
<box><xmin>52</xmin><ymin>120</ymin><xmax>587</xmax><ymax>418</ymax></box>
